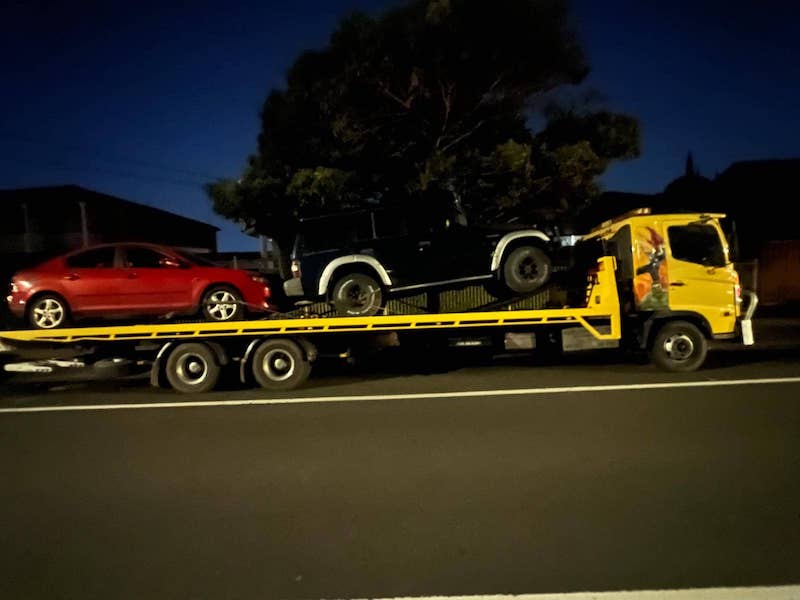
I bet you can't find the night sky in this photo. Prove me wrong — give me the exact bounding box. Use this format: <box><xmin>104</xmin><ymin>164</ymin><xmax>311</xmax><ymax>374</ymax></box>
<box><xmin>2</xmin><ymin>0</ymin><xmax>798</xmax><ymax>250</ymax></box>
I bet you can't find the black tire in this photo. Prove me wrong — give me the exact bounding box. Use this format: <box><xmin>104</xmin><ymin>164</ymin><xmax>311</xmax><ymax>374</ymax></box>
<box><xmin>251</xmin><ymin>338</ymin><xmax>311</xmax><ymax>391</ymax></box>
<box><xmin>27</xmin><ymin>294</ymin><xmax>70</xmax><ymax>330</ymax></box>
<box><xmin>331</xmin><ymin>273</ymin><xmax>384</xmax><ymax>317</ymax></box>
<box><xmin>649</xmin><ymin>320</ymin><xmax>708</xmax><ymax>372</ymax></box>
<box><xmin>201</xmin><ymin>286</ymin><xmax>243</xmax><ymax>322</ymax></box>
<box><xmin>502</xmin><ymin>246</ymin><xmax>552</xmax><ymax>295</ymax></box>
<box><xmin>165</xmin><ymin>343</ymin><xmax>220</xmax><ymax>393</ymax></box>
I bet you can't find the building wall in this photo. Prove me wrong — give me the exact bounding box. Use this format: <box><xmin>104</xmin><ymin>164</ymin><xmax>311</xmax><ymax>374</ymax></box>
<box><xmin>0</xmin><ymin>187</ymin><xmax>219</xmax><ymax>258</ymax></box>
<box><xmin>758</xmin><ymin>240</ymin><xmax>800</xmax><ymax>305</ymax></box>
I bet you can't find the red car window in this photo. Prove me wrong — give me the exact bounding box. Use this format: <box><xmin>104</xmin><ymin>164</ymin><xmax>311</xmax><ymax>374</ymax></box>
<box><xmin>125</xmin><ymin>247</ymin><xmax>169</xmax><ymax>268</ymax></box>
<box><xmin>66</xmin><ymin>247</ymin><xmax>116</xmax><ymax>269</ymax></box>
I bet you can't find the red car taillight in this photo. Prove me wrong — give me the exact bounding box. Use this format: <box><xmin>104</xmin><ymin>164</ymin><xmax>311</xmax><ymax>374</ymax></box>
<box><xmin>250</xmin><ymin>275</ymin><xmax>271</xmax><ymax>298</ymax></box>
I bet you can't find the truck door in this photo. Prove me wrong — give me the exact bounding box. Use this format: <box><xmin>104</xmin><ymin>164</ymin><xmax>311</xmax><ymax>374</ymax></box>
<box><xmin>664</xmin><ymin>221</ymin><xmax>737</xmax><ymax>334</ymax></box>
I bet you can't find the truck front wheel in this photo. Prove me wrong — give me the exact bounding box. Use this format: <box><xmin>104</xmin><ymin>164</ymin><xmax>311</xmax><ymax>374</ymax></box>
<box><xmin>649</xmin><ymin>320</ymin><xmax>708</xmax><ymax>372</ymax></box>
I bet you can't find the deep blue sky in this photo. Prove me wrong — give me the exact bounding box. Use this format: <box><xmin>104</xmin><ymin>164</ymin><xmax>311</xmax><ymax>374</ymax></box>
<box><xmin>2</xmin><ymin>0</ymin><xmax>798</xmax><ymax>250</ymax></box>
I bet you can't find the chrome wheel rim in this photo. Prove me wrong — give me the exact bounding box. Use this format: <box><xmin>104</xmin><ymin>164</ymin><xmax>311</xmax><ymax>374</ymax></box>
<box><xmin>663</xmin><ymin>333</ymin><xmax>695</xmax><ymax>362</ymax></box>
<box><xmin>32</xmin><ymin>298</ymin><xmax>65</xmax><ymax>329</ymax></box>
<box><xmin>174</xmin><ymin>353</ymin><xmax>209</xmax><ymax>386</ymax></box>
<box><xmin>207</xmin><ymin>291</ymin><xmax>238</xmax><ymax>321</ymax></box>
<box><xmin>261</xmin><ymin>349</ymin><xmax>295</xmax><ymax>382</ymax></box>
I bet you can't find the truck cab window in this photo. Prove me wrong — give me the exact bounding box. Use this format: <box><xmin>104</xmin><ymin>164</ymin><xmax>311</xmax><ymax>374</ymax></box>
<box><xmin>668</xmin><ymin>224</ymin><xmax>726</xmax><ymax>267</ymax></box>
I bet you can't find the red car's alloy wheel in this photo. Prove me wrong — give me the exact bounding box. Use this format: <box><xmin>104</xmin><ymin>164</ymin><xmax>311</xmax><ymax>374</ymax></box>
<box><xmin>29</xmin><ymin>296</ymin><xmax>68</xmax><ymax>329</ymax></box>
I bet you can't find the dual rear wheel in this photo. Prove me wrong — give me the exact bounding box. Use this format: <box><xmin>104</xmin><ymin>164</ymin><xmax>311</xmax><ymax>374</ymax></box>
<box><xmin>163</xmin><ymin>339</ymin><xmax>311</xmax><ymax>394</ymax></box>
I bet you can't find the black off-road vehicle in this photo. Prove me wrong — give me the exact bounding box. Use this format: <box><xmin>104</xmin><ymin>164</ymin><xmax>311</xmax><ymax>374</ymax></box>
<box><xmin>283</xmin><ymin>204</ymin><xmax>555</xmax><ymax>316</ymax></box>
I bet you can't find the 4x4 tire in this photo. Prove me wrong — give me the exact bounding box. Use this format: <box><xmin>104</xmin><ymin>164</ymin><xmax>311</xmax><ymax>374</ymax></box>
<box><xmin>503</xmin><ymin>246</ymin><xmax>552</xmax><ymax>294</ymax></box>
<box><xmin>331</xmin><ymin>273</ymin><xmax>384</xmax><ymax>317</ymax></box>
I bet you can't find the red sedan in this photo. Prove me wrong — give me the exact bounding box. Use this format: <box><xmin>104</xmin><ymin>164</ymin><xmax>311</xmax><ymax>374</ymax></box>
<box><xmin>6</xmin><ymin>243</ymin><xmax>273</xmax><ymax>329</ymax></box>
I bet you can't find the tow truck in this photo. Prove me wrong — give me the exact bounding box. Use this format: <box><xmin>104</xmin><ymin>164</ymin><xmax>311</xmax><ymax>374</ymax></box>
<box><xmin>0</xmin><ymin>210</ymin><xmax>758</xmax><ymax>394</ymax></box>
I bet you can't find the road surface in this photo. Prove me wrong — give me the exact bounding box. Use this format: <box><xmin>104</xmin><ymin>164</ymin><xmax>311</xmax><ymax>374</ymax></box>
<box><xmin>1</xmin><ymin>345</ymin><xmax>799</xmax><ymax>599</ymax></box>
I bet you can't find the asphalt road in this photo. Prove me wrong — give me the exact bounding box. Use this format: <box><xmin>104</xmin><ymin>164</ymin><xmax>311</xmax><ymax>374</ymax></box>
<box><xmin>1</xmin><ymin>347</ymin><xmax>800</xmax><ymax>599</ymax></box>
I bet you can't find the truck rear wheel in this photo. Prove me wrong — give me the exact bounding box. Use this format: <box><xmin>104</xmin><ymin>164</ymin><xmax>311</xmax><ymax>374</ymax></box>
<box><xmin>649</xmin><ymin>320</ymin><xmax>707</xmax><ymax>372</ymax></box>
<box><xmin>165</xmin><ymin>343</ymin><xmax>220</xmax><ymax>393</ymax></box>
<box><xmin>251</xmin><ymin>338</ymin><xmax>311</xmax><ymax>391</ymax></box>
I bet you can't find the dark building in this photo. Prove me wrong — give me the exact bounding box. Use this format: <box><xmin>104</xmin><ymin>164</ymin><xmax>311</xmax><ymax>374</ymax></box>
<box><xmin>712</xmin><ymin>159</ymin><xmax>799</xmax><ymax>258</ymax></box>
<box><xmin>0</xmin><ymin>185</ymin><xmax>219</xmax><ymax>258</ymax></box>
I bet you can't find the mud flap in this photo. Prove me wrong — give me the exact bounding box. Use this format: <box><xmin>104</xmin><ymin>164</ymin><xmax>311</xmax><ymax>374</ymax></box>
<box><xmin>741</xmin><ymin>319</ymin><xmax>754</xmax><ymax>346</ymax></box>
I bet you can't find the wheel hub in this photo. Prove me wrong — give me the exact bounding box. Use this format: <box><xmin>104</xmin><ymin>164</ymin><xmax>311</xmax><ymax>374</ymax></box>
<box><xmin>176</xmin><ymin>354</ymin><xmax>209</xmax><ymax>384</ymax></box>
<box><xmin>518</xmin><ymin>258</ymin><xmax>538</xmax><ymax>280</ymax></box>
<box><xmin>664</xmin><ymin>334</ymin><xmax>694</xmax><ymax>361</ymax></box>
<box><xmin>208</xmin><ymin>291</ymin><xmax>238</xmax><ymax>320</ymax></box>
<box><xmin>33</xmin><ymin>299</ymin><xmax>64</xmax><ymax>328</ymax></box>
<box><xmin>262</xmin><ymin>349</ymin><xmax>295</xmax><ymax>382</ymax></box>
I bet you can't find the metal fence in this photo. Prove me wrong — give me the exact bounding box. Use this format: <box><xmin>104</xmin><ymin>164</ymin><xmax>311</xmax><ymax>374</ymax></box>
<box><xmin>287</xmin><ymin>283</ymin><xmax>556</xmax><ymax>318</ymax></box>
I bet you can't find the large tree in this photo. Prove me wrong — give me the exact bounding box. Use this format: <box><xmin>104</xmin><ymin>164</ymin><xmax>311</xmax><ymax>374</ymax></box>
<box><xmin>207</xmin><ymin>0</ymin><xmax>640</xmax><ymax>256</ymax></box>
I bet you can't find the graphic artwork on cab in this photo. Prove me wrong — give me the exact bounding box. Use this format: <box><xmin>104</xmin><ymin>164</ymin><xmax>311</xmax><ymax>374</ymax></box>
<box><xmin>633</xmin><ymin>226</ymin><xmax>669</xmax><ymax>310</ymax></box>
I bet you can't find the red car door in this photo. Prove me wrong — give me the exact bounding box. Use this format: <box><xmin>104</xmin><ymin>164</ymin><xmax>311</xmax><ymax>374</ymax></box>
<box><xmin>118</xmin><ymin>246</ymin><xmax>194</xmax><ymax>312</ymax></box>
<box><xmin>61</xmin><ymin>246</ymin><xmax>126</xmax><ymax>313</ymax></box>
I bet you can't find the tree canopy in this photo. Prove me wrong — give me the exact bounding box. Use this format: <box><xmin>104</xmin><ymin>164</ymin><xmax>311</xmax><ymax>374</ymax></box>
<box><xmin>207</xmin><ymin>0</ymin><xmax>640</xmax><ymax>252</ymax></box>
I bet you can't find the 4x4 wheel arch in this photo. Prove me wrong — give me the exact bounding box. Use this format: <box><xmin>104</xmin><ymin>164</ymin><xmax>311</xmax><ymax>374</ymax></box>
<box><xmin>317</xmin><ymin>255</ymin><xmax>392</xmax><ymax>296</ymax></box>
<box><xmin>491</xmin><ymin>232</ymin><xmax>551</xmax><ymax>272</ymax></box>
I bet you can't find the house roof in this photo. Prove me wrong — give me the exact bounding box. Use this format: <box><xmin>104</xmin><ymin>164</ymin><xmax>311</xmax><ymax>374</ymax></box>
<box><xmin>0</xmin><ymin>184</ymin><xmax>220</xmax><ymax>232</ymax></box>
<box><xmin>716</xmin><ymin>159</ymin><xmax>800</xmax><ymax>182</ymax></box>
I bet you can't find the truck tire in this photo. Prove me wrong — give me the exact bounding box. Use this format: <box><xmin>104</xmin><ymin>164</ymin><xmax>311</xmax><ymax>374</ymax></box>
<box><xmin>165</xmin><ymin>343</ymin><xmax>220</xmax><ymax>393</ymax></box>
<box><xmin>251</xmin><ymin>338</ymin><xmax>311</xmax><ymax>391</ymax></box>
<box><xmin>649</xmin><ymin>320</ymin><xmax>708</xmax><ymax>372</ymax></box>
<box><xmin>331</xmin><ymin>273</ymin><xmax>384</xmax><ymax>316</ymax></box>
<box><xmin>503</xmin><ymin>246</ymin><xmax>552</xmax><ymax>294</ymax></box>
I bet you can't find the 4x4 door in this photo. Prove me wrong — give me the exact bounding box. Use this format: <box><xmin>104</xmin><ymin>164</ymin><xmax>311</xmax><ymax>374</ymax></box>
<box><xmin>664</xmin><ymin>220</ymin><xmax>738</xmax><ymax>335</ymax></box>
<box><xmin>395</xmin><ymin>209</ymin><xmax>491</xmax><ymax>287</ymax></box>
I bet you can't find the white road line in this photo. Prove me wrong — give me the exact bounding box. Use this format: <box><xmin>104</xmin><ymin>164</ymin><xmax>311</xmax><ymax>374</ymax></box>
<box><xmin>2</xmin><ymin>377</ymin><xmax>800</xmax><ymax>415</ymax></box>
<box><xmin>336</xmin><ymin>585</ymin><xmax>800</xmax><ymax>600</ymax></box>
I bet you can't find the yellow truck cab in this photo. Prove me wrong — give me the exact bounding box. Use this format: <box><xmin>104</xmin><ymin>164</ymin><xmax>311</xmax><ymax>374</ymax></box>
<box><xmin>583</xmin><ymin>208</ymin><xmax>757</xmax><ymax>370</ymax></box>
